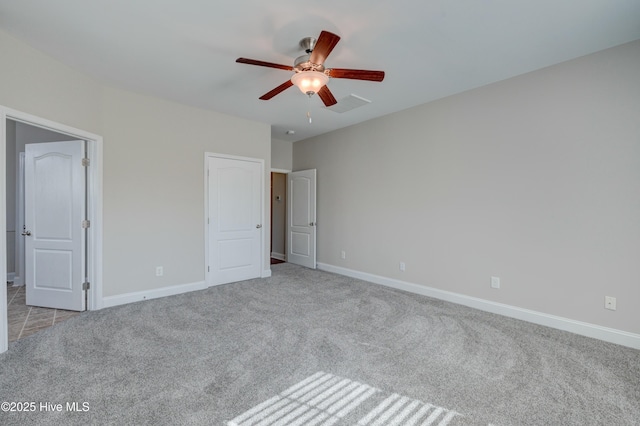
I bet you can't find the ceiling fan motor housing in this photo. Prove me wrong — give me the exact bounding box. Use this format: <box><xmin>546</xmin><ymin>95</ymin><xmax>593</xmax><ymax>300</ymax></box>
<box><xmin>294</xmin><ymin>54</ymin><xmax>325</xmax><ymax>73</ymax></box>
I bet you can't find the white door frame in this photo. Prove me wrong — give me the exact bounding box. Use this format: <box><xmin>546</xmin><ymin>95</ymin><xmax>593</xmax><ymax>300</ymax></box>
<box><xmin>204</xmin><ymin>152</ymin><xmax>265</xmax><ymax>287</ymax></box>
<box><xmin>0</xmin><ymin>106</ymin><xmax>103</xmax><ymax>354</ymax></box>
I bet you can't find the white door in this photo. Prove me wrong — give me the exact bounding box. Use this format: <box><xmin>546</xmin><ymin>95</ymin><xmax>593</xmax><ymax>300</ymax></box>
<box><xmin>25</xmin><ymin>140</ymin><xmax>86</xmax><ymax>311</ymax></box>
<box><xmin>208</xmin><ymin>156</ymin><xmax>262</xmax><ymax>286</ymax></box>
<box><xmin>287</xmin><ymin>169</ymin><xmax>316</xmax><ymax>269</ymax></box>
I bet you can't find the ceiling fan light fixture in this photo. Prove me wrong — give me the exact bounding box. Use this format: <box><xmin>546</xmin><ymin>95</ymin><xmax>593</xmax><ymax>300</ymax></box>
<box><xmin>291</xmin><ymin>71</ymin><xmax>328</xmax><ymax>95</ymax></box>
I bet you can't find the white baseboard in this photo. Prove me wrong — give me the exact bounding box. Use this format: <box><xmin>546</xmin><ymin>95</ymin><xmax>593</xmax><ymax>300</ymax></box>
<box><xmin>102</xmin><ymin>280</ymin><xmax>208</xmax><ymax>308</ymax></box>
<box><xmin>270</xmin><ymin>252</ymin><xmax>286</xmax><ymax>261</ymax></box>
<box><xmin>6</xmin><ymin>272</ymin><xmax>15</xmax><ymax>282</ymax></box>
<box><xmin>262</xmin><ymin>269</ymin><xmax>272</xmax><ymax>278</ymax></box>
<box><xmin>317</xmin><ymin>262</ymin><xmax>640</xmax><ymax>350</ymax></box>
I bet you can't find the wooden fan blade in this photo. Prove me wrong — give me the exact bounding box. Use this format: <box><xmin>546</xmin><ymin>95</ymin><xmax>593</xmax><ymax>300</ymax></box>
<box><xmin>309</xmin><ymin>31</ymin><xmax>341</xmax><ymax>65</ymax></box>
<box><xmin>328</xmin><ymin>68</ymin><xmax>385</xmax><ymax>82</ymax></box>
<box><xmin>236</xmin><ymin>57</ymin><xmax>293</xmax><ymax>71</ymax></box>
<box><xmin>259</xmin><ymin>80</ymin><xmax>294</xmax><ymax>100</ymax></box>
<box><xmin>317</xmin><ymin>86</ymin><xmax>337</xmax><ymax>107</ymax></box>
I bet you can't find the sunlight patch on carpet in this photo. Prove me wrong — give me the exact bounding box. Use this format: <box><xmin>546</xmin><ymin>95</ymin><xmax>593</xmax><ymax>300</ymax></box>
<box><xmin>227</xmin><ymin>371</ymin><xmax>463</xmax><ymax>426</ymax></box>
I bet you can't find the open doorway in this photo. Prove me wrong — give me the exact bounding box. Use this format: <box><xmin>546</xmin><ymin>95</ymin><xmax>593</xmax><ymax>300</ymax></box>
<box><xmin>270</xmin><ymin>169</ymin><xmax>317</xmax><ymax>269</ymax></box>
<box><xmin>5</xmin><ymin>121</ymin><xmax>85</xmax><ymax>341</ymax></box>
<box><xmin>271</xmin><ymin>172</ymin><xmax>287</xmax><ymax>265</ymax></box>
<box><xmin>1</xmin><ymin>107</ymin><xmax>103</xmax><ymax>352</ymax></box>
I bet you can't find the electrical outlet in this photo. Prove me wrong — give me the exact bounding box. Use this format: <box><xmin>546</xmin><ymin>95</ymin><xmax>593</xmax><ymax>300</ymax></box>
<box><xmin>491</xmin><ymin>276</ymin><xmax>500</xmax><ymax>289</ymax></box>
<box><xmin>605</xmin><ymin>296</ymin><xmax>616</xmax><ymax>311</ymax></box>
<box><xmin>341</xmin><ymin>250</ymin><xmax>346</xmax><ymax>260</ymax></box>
<box><xmin>156</xmin><ymin>266</ymin><xmax>163</xmax><ymax>277</ymax></box>
<box><xmin>399</xmin><ymin>262</ymin><xmax>406</xmax><ymax>272</ymax></box>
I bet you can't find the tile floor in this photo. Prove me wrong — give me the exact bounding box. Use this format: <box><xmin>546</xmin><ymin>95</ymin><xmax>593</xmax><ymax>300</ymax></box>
<box><xmin>6</xmin><ymin>283</ymin><xmax>81</xmax><ymax>342</ymax></box>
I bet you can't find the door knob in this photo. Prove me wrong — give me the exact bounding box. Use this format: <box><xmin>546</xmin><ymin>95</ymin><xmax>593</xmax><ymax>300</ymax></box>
<box><xmin>22</xmin><ymin>230</ymin><xmax>31</xmax><ymax>236</ymax></box>
<box><xmin>256</xmin><ymin>224</ymin><xmax>262</xmax><ymax>228</ymax></box>
<box><xmin>309</xmin><ymin>222</ymin><xmax>316</xmax><ymax>226</ymax></box>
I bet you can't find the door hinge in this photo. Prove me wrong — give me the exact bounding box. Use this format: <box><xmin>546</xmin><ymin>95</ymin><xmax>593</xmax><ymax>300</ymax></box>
<box><xmin>82</xmin><ymin>219</ymin><xmax>90</xmax><ymax>229</ymax></box>
<box><xmin>208</xmin><ymin>266</ymin><xmax>210</xmax><ymax>272</ymax></box>
<box><xmin>82</xmin><ymin>157</ymin><xmax>90</xmax><ymax>167</ymax></box>
<box><xmin>82</xmin><ymin>282</ymin><xmax>90</xmax><ymax>291</ymax></box>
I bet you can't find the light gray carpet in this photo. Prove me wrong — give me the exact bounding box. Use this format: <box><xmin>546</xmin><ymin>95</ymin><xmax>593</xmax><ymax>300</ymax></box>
<box><xmin>1</xmin><ymin>263</ymin><xmax>638</xmax><ymax>425</ymax></box>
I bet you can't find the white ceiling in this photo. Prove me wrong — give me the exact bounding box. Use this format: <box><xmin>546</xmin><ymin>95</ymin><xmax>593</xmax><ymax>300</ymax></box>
<box><xmin>1</xmin><ymin>0</ymin><xmax>639</xmax><ymax>142</ymax></box>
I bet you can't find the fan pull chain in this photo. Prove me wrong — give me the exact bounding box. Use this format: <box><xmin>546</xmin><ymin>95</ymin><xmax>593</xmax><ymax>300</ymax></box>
<box><xmin>307</xmin><ymin>94</ymin><xmax>312</xmax><ymax>124</ymax></box>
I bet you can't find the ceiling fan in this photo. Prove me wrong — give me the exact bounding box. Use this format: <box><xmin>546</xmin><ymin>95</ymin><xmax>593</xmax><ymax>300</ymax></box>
<box><xmin>236</xmin><ymin>30</ymin><xmax>385</xmax><ymax>107</ymax></box>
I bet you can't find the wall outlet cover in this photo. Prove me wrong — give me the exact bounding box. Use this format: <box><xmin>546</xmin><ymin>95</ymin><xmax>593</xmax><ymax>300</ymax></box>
<box><xmin>605</xmin><ymin>296</ymin><xmax>617</xmax><ymax>311</ymax></box>
<box><xmin>491</xmin><ymin>276</ymin><xmax>500</xmax><ymax>289</ymax></box>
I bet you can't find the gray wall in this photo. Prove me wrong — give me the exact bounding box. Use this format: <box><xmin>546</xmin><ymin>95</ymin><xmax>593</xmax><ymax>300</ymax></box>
<box><xmin>101</xmin><ymin>87</ymin><xmax>270</xmax><ymax>296</ymax></box>
<box><xmin>0</xmin><ymin>28</ymin><xmax>272</xmax><ymax>298</ymax></box>
<box><xmin>271</xmin><ymin>138</ymin><xmax>293</xmax><ymax>171</ymax></box>
<box><xmin>293</xmin><ymin>40</ymin><xmax>640</xmax><ymax>335</ymax></box>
